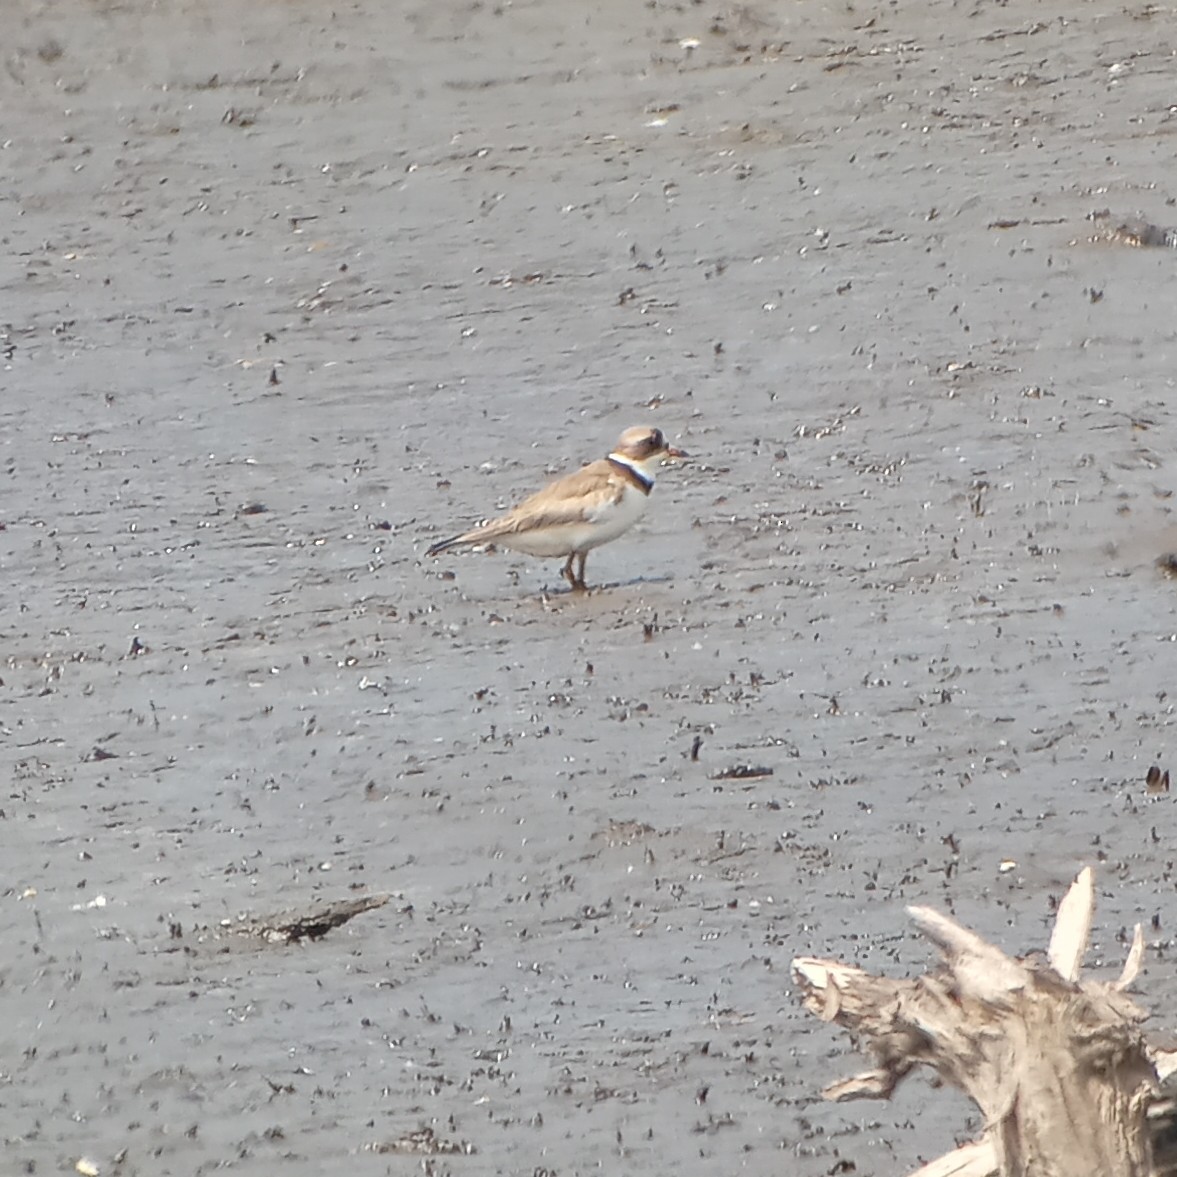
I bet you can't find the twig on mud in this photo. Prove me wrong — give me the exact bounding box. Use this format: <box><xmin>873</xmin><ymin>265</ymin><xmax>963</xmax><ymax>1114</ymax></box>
<box><xmin>711</xmin><ymin>764</ymin><xmax>774</xmax><ymax>781</ymax></box>
<box><xmin>239</xmin><ymin>893</ymin><xmax>390</xmax><ymax>944</ymax></box>
<box><xmin>364</xmin><ymin>1126</ymin><xmax>475</xmax><ymax>1155</ymax></box>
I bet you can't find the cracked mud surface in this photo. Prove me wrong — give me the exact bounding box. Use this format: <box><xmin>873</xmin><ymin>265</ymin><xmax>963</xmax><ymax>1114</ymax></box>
<box><xmin>4</xmin><ymin>1</ymin><xmax>1177</xmax><ymax>1173</ymax></box>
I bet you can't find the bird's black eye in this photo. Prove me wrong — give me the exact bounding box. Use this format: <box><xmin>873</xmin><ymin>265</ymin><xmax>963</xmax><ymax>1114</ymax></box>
<box><xmin>650</xmin><ymin>429</ymin><xmax>664</xmax><ymax>449</ymax></box>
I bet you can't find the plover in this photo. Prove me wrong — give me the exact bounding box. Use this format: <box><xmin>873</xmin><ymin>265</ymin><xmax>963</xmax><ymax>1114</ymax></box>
<box><xmin>425</xmin><ymin>425</ymin><xmax>685</xmax><ymax>590</ymax></box>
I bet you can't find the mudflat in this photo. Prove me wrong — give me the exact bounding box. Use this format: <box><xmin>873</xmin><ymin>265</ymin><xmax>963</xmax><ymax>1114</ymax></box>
<box><xmin>4</xmin><ymin>2</ymin><xmax>1177</xmax><ymax>1173</ymax></box>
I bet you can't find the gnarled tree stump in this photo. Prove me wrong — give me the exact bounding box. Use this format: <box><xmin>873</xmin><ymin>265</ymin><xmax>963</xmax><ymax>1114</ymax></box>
<box><xmin>792</xmin><ymin>868</ymin><xmax>1177</xmax><ymax>1177</ymax></box>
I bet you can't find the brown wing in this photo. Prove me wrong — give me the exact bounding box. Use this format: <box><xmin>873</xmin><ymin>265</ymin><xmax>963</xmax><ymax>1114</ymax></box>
<box><xmin>475</xmin><ymin>459</ymin><xmax>625</xmax><ymax>538</ymax></box>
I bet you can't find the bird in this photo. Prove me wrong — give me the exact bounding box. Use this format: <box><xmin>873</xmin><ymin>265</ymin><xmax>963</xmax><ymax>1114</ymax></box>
<box><xmin>425</xmin><ymin>425</ymin><xmax>686</xmax><ymax>591</ymax></box>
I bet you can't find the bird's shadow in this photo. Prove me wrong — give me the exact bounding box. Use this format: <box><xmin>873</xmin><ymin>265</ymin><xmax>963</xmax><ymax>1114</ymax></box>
<box><xmin>542</xmin><ymin>572</ymin><xmax>674</xmax><ymax>598</ymax></box>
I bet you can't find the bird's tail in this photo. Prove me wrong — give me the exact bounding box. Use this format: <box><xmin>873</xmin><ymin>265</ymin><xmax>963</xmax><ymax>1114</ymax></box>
<box><xmin>425</xmin><ymin>533</ymin><xmax>469</xmax><ymax>557</ymax></box>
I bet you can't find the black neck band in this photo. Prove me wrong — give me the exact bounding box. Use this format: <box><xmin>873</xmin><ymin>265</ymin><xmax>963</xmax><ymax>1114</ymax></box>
<box><xmin>607</xmin><ymin>455</ymin><xmax>654</xmax><ymax>493</ymax></box>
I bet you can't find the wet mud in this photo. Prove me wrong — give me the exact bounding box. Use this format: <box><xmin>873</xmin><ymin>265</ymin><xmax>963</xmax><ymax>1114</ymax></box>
<box><xmin>4</xmin><ymin>1</ymin><xmax>1177</xmax><ymax>1173</ymax></box>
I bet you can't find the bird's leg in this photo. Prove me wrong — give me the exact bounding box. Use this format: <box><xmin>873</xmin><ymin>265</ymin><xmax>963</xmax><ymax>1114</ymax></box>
<box><xmin>561</xmin><ymin>553</ymin><xmax>577</xmax><ymax>587</ymax></box>
<box><xmin>573</xmin><ymin>552</ymin><xmax>588</xmax><ymax>591</ymax></box>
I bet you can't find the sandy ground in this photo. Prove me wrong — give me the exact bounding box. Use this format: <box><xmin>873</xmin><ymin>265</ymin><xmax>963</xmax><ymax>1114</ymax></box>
<box><xmin>4</xmin><ymin>1</ymin><xmax>1177</xmax><ymax>1173</ymax></box>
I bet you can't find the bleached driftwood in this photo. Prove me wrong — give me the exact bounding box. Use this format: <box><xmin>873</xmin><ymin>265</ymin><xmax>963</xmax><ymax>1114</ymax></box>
<box><xmin>791</xmin><ymin>868</ymin><xmax>1177</xmax><ymax>1177</ymax></box>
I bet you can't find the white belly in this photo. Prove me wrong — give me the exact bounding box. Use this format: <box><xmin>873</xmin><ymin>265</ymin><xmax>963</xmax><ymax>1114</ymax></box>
<box><xmin>499</xmin><ymin>486</ymin><xmax>649</xmax><ymax>558</ymax></box>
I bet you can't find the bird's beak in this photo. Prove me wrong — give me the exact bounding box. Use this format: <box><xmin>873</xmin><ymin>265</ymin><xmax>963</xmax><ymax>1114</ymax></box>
<box><xmin>665</xmin><ymin>445</ymin><xmax>688</xmax><ymax>460</ymax></box>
